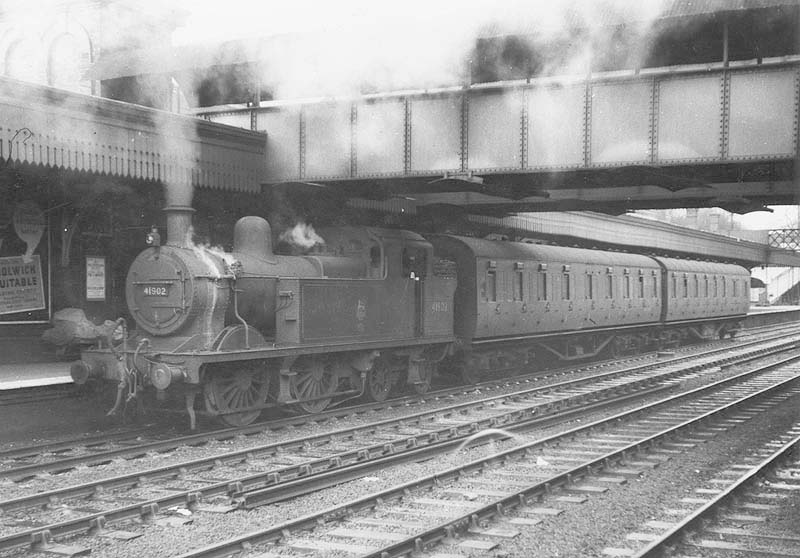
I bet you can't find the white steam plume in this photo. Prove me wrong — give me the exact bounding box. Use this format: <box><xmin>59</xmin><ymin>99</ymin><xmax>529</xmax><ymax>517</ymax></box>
<box><xmin>279</xmin><ymin>222</ymin><xmax>325</xmax><ymax>250</ymax></box>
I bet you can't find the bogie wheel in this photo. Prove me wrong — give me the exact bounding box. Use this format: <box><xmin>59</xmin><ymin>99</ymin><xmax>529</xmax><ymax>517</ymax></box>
<box><xmin>412</xmin><ymin>361</ymin><xmax>435</xmax><ymax>395</ymax></box>
<box><xmin>459</xmin><ymin>356</ymin><xmax>480</xmax><ymax>386</ymax></box>
<box><xmin>609</xmin><ymin>337</ymin><xmax>626</xmax><ymax>359</ymax></box>
<box><xmin>290</xmin><ymin>355</ymin><xmax>338</xmax><ymax>413</ymax></box>
<box><xmin>365</xmin><ymin>357</ymin><xmax>394</xmax><ymax>402</ymax></box>
<box><xmin>204</xmin><ymin>363</ymin><xmax>271</xmax><ymax>427</ymax></box>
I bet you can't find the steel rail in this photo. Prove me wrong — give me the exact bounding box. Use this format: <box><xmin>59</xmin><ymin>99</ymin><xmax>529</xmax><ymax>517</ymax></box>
<box><xmin>0</xmin><ymin>351</ymin><xmax>677</xmax><ymax>516</ymax></box>
<box><xmin>172</xmin><ymin>354</ymin><xmax>800</xmax><ymax>558</ymax></box>
<box><xmin>3</xmin><ymin>329</ymin><xmax>794</xmax><ymax>519</ymax></box>
<box><xmin>632</xmin><ymin>432</ymin><xmax>800</xmax><ymax>557</ymax></box>
<box><xmin>358</xmin><ymin>369</ymin><xmax>800</xmax><ymax>558</ymax></box>
<box><xmin>2</xmin><ymin>321</ymin><xmax>793</xmax><ymax>464</ymax></box>
<box><xmin>6</xmin><ymin>338</ymin><xmax>795</xmax><ymax>553</ymax></box>
<box><xmin>0</xmin><ymin>374</ymin><xmax>673</xmax><ymax>553</ymax></box>
<box><xmin>4</xmin><ymin>331</ymin><xmax>796</xmax><ymax>482</ymax></box>
<box><xmin>0</xmin><ymin>427</ymin><xmax>156</xmax><ymax>461</ymax></box>
<box><xmin>236</xmin><ymin>385</ymin><xmax>672</xmax><ymax>509</ymax></box>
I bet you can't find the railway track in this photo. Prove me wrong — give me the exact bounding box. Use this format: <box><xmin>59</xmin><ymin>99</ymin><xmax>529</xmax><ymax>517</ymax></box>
<box><xmin>631</xmin><ymin>426</ymin><xmax>800</xmax><ymax>557</ymax></box>
<box><xmin>1</xmin><ymin>334</ymin><xmax>799</xmax><ymax>555</ymax></box>
<box><xmin>169</xmin><ymin>351</ymin><xmax>800</xmax><ymax>558</ymax></box>
<box><xmin>0</xmin><ymin>319</ymin><xmax>795</xmax><ymax>418</ymax></box>
<box><xmin>2</xmin><ymin>328</ymin><xmax>797</xmax><ymax>481</ymax></box>
<box><xmin>3</xmin><ymin>323</ymin><xmax>797</xmax><ymax>473</ymax></box>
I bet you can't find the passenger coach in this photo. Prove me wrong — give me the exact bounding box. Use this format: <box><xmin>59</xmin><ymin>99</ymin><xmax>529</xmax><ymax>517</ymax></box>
<box><xmin>430</xmin><ymin>235</ymin><xmax>750</xmax><ymax>381</ymax></box>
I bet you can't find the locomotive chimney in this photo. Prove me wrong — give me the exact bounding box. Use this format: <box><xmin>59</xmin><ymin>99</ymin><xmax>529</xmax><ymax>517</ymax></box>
<box><xmin>163</xmin><ymin>205</ymin><xmax>195</xmax><ymax>247</ymax></box>
<box><xmin>233</xmin><ymin>216</ymin><xmax>274</xmax><ymax>260</ymax></box>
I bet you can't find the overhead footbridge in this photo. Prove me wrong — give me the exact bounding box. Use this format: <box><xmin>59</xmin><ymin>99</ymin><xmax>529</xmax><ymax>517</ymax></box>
<box><xmin>201</xmin><ymin>57</ymin><xmax>800</xmax><ymax>216</ymax></box>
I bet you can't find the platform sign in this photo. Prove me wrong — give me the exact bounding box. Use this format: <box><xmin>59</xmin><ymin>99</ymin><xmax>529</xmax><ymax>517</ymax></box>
<box><xmin>86</xmin><ymin>256</ymin><xmax>106</xmax><ymax>301</ymax></box>
<box><xmin>0</xmin><ymin>255</ymin><xmax>45</xmax><ymax>315</ymax></box>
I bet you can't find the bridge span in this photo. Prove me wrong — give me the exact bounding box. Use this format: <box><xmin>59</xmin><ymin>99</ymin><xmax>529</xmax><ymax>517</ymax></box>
<box><xmin>200</xmin><ymin>57</ymin><xmax>799</xmax><ymax>217</ymax></box>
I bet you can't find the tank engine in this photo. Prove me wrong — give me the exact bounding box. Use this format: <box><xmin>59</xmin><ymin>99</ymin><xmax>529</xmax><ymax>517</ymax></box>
<box><xmin>71</xmin><ymin>205</ymin><xmax>457</xmax><ymax>428</ymax></box>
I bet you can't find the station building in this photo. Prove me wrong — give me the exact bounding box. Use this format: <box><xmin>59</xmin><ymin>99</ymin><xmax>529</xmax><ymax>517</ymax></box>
<box><xmin>1</xmin><ymin>0</ymin><xmax>800</xmax><ymax>375</ymax></box>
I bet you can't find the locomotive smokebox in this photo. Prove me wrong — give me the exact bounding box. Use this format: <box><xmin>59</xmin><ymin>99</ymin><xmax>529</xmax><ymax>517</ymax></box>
<box><xmin>164</xmin><ymin>205</ymin><xmax>196</xmax><ymax>247</ymax></box>
<box><xmin>234</xmin><ymin>216</ymin><xmax>274</xmax><ymax>260</ymax></box>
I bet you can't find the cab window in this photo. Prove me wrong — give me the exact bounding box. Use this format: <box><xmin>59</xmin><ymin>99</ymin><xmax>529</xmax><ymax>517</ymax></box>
<box><xmin>402</xmin><ymin>247</ymin><xmax>427</xmax><ymax>279</ymax></box>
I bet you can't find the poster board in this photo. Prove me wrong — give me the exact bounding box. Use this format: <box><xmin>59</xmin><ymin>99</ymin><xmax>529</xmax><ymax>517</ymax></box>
<box><xmin>0</xmin><ymin>255</ymin><xmax>46</xmax><ymax>315</ymax></box>
<box><xmin>85</xmin><ymin>256</ymin><xmax>106</xmax><ymax>301</ymax></box>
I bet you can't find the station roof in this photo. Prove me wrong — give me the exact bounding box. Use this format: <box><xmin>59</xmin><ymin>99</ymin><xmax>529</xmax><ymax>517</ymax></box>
<box><xmin>462</xmin><ymin>211</ymin><xmax>800</xmax><ymax>268</ymax></box>
<box><xmin>0</xmin><ymin>77</ymin><xmax>266</xmax><ymax>192</ymax></box>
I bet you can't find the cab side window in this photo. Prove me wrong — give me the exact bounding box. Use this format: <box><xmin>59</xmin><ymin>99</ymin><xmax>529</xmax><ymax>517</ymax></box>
<box><xmin>402</xmin><ymin>247</ymin><xmax>427</xmax><ymax>279</ymax></box>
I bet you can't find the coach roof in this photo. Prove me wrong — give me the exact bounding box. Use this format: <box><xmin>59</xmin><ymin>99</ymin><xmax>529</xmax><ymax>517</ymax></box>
<box><xmin>430</xmin><ymin>235</ymin><xmax>659</xmax><ymax>268</ymax></box>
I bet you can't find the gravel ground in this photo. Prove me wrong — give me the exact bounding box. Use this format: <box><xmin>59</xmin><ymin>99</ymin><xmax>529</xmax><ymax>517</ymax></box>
<box><xmin>1</xmin><ymin>342</ymin><xmax>798</xmax><ymax>557</ymax></box>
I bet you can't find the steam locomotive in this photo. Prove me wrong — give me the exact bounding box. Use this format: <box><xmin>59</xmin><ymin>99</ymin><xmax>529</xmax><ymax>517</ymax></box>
<box><xmin>71</xmin><ymin>205</ymin><xmax>750</xmax><ymax>428</ymax></box>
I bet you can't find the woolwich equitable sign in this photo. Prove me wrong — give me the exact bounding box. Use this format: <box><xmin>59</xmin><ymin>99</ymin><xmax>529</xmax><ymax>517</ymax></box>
<box><xmin>0</xmin><ymin>255</ymin><xmax>45</xmax><ymax>315</ymax></box>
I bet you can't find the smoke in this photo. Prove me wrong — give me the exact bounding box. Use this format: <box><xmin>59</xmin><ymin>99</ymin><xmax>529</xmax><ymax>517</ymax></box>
<box><xmin>224</xmin><ymin>0</ymin><xmax>671</xmax><ymax>99</ymax></box>
<box><xmin>279</xmin><ymin>222</ymin><xmax>325</xmax><ymax>250</ymax></box>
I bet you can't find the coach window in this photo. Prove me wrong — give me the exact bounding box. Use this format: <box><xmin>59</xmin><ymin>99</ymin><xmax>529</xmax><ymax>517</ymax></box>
<box><xmin>732</xmin><ymin>279</ymin><xmax>738</xmax><ymax>297</ymax></box>
<box><xmin>671</xmin><ymin>273</ymin><xmax>677</xmax><ymax>298</ymax></box>
<box><xmin>722</xmin><ymin>277</ymin><xmax>727</xmax><ymax>297</ymax></box>
<box><xmin>514</xmin><ymin>270</ymin><xmax>524</xmax><ymax>301</ymax></box>
<box><xmin>703</xmin><ymin>276</ymin><xmax>709</xmax><ymax>297</ymax></box>
<box><xmin>486</xmin><ymin>270</ymin><xmax>497</xmax><ymax>302</ymax></box>
<box><xmin>652</xmin><ymin>272</ymin><xmax>659</xmax><ymax>298</ymax></box>
<box><xmin>606</xmin><ymin>273</ymin><xmax>614</xmax><ymax>299</ymax></box>
<box><xmin>638</xmin><ymin>274</ymin><xmax>645</xmax><ymax>298</ymax></box>
<box><xmin>537</xmin><ymin>271</ymin><xmax>548</xmax><ymax>301</ymax></box>
<box><xmin>682</xmin><ymin>275</ymin><xmax>689</xmax><ymax>298</ymax></box>
<box><xmin>623</xmin><ymin>275</ymin><xmax>631</xmax><ymax>299</ymax></box>
<box><xmin>712</xmin><ymin>276</ymin><xmax>718</xmax><ymax>297</ymax></box>
<box><xmin>561</xmin><ymin>272</ymin><xmax>571</xmax><ymax>300</ymax></box>
<box><xmin>586</xmin><ymin>273</ymin><xmax>594</xmax><ymax>300</ymax></box>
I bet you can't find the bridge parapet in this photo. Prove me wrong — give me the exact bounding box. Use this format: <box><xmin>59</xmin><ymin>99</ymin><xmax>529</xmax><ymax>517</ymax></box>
<box><xmin>200</xmin><ymin>58</ymin><xmax>799</xmax><ymax>202</ymax></box>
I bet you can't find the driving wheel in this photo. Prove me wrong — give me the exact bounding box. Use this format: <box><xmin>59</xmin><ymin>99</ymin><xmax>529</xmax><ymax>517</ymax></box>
<box><xmin>365</xmin><ymin>357</ymin><xmax>393</xmax><ymax>402</ymax></box>
<box><xmin>204</xmin><ymin>364</ymin><xmax>270</xmax><ymax>427</ymax></box>
<box><xmin>290</xmin><ymin>356</ymin><xmax>337</xmax><ymax>413</ymax></box>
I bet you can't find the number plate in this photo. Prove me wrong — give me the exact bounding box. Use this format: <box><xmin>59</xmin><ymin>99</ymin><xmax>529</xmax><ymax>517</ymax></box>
<box><xmin>142</xmin><ymin>285</ymin><xmax>170</xmax><ymax>297</ymax></box>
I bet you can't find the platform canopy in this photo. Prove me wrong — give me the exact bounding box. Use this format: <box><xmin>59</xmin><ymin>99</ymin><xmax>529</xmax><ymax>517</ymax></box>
<box><xmin>0</xmin><ymin>77</ymin><xmax>266</xmax><ymax>192</ymax></box>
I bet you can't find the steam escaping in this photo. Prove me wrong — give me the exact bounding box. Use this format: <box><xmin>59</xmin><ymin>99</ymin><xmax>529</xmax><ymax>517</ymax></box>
<box><xmin>185</xmin><ymin>226</ymin><xmax>237</xmax><ymax>278</ymax></box>
<box><xmin>279</xmin><ymin>222</ymin><xmax>325</xmax><ymax>250</ymax></box>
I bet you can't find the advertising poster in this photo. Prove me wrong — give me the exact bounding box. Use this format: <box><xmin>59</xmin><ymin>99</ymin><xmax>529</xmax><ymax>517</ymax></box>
<box><xmin>0</xmin><ymin>255</ymin><xmax>46</xmax><ymax>315</ymax></box>
<box><xmin>86</xmin><ymin>256</ymin><xmax>106</xmax><ymax>301</ymax></box>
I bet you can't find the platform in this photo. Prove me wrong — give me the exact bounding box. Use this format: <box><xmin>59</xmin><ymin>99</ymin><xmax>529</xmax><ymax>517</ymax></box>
<box><xmin>0</xmin><ymin>362</ymin><xmax>72</xmax><ymax>390</ymax></box>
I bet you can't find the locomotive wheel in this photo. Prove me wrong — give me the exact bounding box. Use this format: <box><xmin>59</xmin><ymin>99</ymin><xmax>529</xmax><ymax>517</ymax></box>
<box><xmin>204</xmin><ymin>364</ymin><xmax>270</xmax><ymax>427</ymax></box>
<box><xmin>365</xmin><ymin>357</ymin><xmax>393</xmax><ymax>402</ymax></box>
<box><xmin>290</xmin><ymin>356</ymin><xmax>337</xmax><ymax>413</ymax></box>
